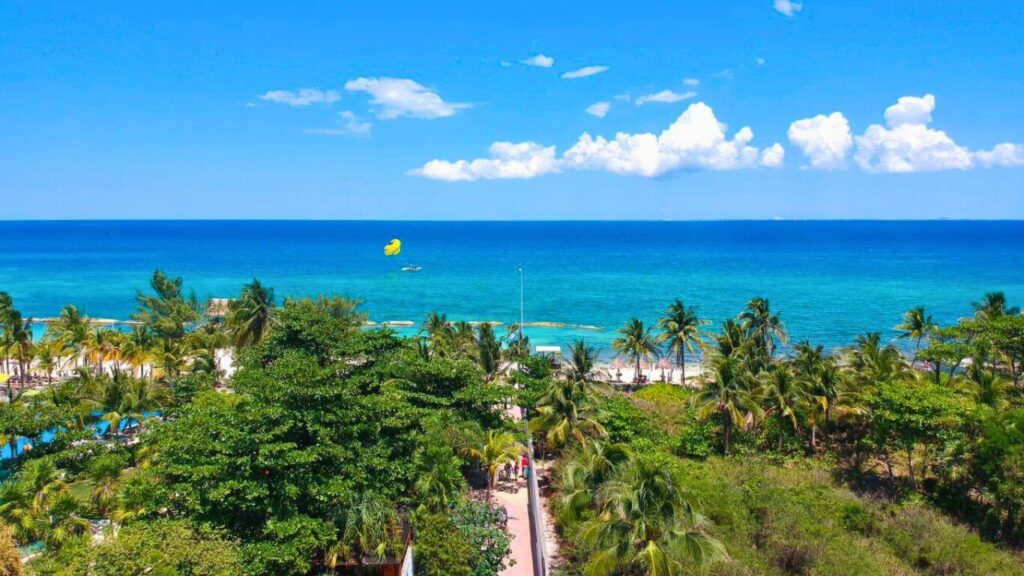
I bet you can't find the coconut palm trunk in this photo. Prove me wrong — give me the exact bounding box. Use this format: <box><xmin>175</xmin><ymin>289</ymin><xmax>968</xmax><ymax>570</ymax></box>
<box><xmin>680</xmin><ymin>347</ymin><xmax>687</xmax><ymax>387</ymax></box>
<box><xmin>722</xmin><ymin>411</ymin><xmax>732</xmax><ymax>454</ymax></box>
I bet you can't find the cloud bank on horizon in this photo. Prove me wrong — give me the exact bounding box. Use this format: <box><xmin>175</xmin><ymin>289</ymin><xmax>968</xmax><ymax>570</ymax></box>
<box><xmin>790</xmin><ymin>94</ymin><xmax>1024</xmax><ymax>173</ymax></box>
<box><xmin>411</xmin><ymin>102</ymin><xmax>784</xmax><ymax>181</ymax></box>
<box><xmin>411</xmin><ymin>94</ymin><xmax>1024</xmax><ymax>181</ymax></box>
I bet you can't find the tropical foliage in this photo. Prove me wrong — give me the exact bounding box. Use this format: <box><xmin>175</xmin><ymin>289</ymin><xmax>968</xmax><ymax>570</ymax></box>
<box><xmin>5</xmin><ymin>276</ymin><xmax>1024</xmax><ymax>575</ymax></box>
<box><xmin>0</xmin><ymin>274</ymin><xmax>515</xmax><ymax>575</ymax></box>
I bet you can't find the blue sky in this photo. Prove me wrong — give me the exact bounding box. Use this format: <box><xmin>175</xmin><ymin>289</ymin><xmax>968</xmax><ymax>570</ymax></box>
<box><xmin>2</xmin><ymin>1</ymin><xmax>1023</xmax><ymax>219</ymax></box>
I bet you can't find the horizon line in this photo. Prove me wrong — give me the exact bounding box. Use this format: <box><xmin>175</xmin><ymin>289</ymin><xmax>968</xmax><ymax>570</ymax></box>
<box><xmin>3</xmin><ymin>218</ymin><xmax>1024</xmax><ymax>223</ymax></box>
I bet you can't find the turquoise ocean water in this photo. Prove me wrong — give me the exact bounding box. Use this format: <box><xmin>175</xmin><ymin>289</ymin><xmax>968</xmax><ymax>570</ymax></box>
<box><xmin>2</xmin><ymin>221</ymin><xmax>1022</xmax><ymax>353</ymax></box>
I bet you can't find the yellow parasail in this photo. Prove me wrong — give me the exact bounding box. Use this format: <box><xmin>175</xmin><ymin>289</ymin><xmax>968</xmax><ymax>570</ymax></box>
<box><xmin>384</xmin><ymin>238</ymin><xmax>402</xmax><ymax>257</ymax></box>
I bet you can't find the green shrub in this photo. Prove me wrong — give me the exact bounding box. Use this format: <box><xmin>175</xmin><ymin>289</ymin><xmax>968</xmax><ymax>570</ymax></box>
<box><xmin>839</xmin><ymin>501</ymin><xmax>878</xmax><ymax>535</ymax></box>
<box><xmin>454</xmin><ymin>500</ymin><xmax>512</xmax><ymax>576</ymax></box>
<box><xmin>35</xmin><ymin>519</ymin><xmax>242</xmax><ymax>576</ymax></box>
<box><xmin>675</xmin><ymin>419</ymin><xmax>716</xmax><ymax>459</ymax></box>
<box><xmin>415</xmin><ymin>501</ymin><xmax>510</xmax><ymax>576</ymax></box>
<box><xmin>598</xmin><ymin>396</ymin><xmax>657</xmax><ymax>445</ymax></box>
<box><xmin>415</xmin><ymin>512</ymin><xmax>474</xmax><ymax>576</ymax></box>
<box><xmin>633</xmin><ymin>382</ymin><xmax>692</xmax><ymax>404</ymax></box>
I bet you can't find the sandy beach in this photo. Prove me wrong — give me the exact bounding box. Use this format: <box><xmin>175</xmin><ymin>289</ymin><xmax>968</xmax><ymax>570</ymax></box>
<box><xmin>593</xmin><ymin>360</ymin><xmax>704</xmax><ymax>386</ymax></box>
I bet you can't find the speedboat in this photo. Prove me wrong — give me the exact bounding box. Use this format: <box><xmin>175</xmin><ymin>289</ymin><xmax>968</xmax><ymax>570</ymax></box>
<box><xmin>401</xmin><ymin>265</ymin><xmax>422</xmax><ymax>272</ymax></box>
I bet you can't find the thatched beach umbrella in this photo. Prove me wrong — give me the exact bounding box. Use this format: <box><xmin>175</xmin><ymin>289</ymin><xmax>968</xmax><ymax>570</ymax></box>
<box><xmin>612</xmin><ymin>358</ymin><xmax>623</xmax><ymax>382</ymax></box>
<box><xmin>657</xmin><ymin>358</ymin><xmax>670</xmax><ymax>382</ymax></box>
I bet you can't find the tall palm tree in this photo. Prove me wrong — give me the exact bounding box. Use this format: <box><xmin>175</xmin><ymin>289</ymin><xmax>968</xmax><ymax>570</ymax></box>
<box><xmin>120</xmin><ymin>377</ymin><xmax>167</xmax><ymax>433</ymax></box>
<box><xmin>42</xmin><ymin>379</ymin><xmax>92</xmax><ymax>430</ymax></box>
<box><xmin>792</xmin><ymin>341</ymin><xmax>824</xmax><ymax>378</ymax></box>
<box><xmin>121</xmin><ymin>326</ymin><xmax>153</xmax><ymax>378</ymax></box>
<box><xmin>0</xmin><ymin>292</ymin><xmax>12</xmax><ymax>324</ymax></box>
<box><xmin>530</xmin><ymin>378</ymin><xmax>607</xmax><ymax>450</ymax></box>
<box><xmin>32</xmin><ymin>339</ymin><xmax>62</xmax><ymax>384</ymax></box>
<box><xmin>739</xmin><ymin>297</ymin><xmax>787</xmax><ymax>368</ymax></box>
<box><xmin>659</xmin><ymin>301</ymin><xmax>708</xmax><ymax>385</ymax></box>
<box><xmin>577</xmin><ymin>460</ymin><xmax>724</xmax><ymax>576</ymax></box>
<box><xmin>845</xmin><ymin>332</ymin><xmax>909</xmax><ymax>387</ymax></box>
<box><xmin>561</xmin><ymin>339</ymin><xmax>600</xmax><ymax>384</ymax></box>
<box><xmin>50</xmin><ymin>304</ymin><xmax>90</xmax><ymax>370</ymax></box>
<box><xmin>759</xmin><ymin>364</ymin><xmax>807</xmax><ymax>451</ymax></box>
<box><xmin>958</xmin><ymin>365</ymin><xmax>1015</xmax><ymax>410</ymax></box>
<box><xmin>0</xmin><ymin>304</ymin><xmax>31</xmax><ymax>389</ymax></box>
<box><xmin>413</xmin><ymin>443</ymin><xmax>466</xmax><ymax>512</ymax></box>
<box><xmin>451</xmin><ymin>321</ymin><xmax>478</xmax><ymax>359</ymax></box>
<box><xmin>476</xmin><ymin>323</ymin><xmax>503</xmax><ymax>381</ymax></box>
<box><xmin>612</xmin><ymin>318</ymin><xmax>660</xmax><ymax>384</ymax></box>
<box><xmin>506</xmin><ymin>326</ymin><xmax>531</xmax><ymax>361</ymax></box>
<box><xmin>0</xmin><ymin>293</ymin><xmax>13</xmax><ymax>379</ymax></box>
<box><xmin>151</xmin><ymin>338</ymin><xmax>188</xmax><ymax>380</ymax></box>
<box><xmin>421</xmin><ymin>311</ymin><xmax>450</xmax><ymax>339</ymax></box>
<box><xmin>797</xmin><ymin>352</ymin><xmax>859</xmax><ymax>448</ymax></box>
<box><xmin>466</xmin><ymin>430</ymin><xmax>521</xmax><ymax>503</ymax></box>
<box><xmin>226</xmin><ymin>279</ymin><xmax>276</xmax><ymax>349</ymax></box>
<box><xmin>5</xmin><ymin>313</ymin><xmax>34</xmax><ymax>391</ymax></box>
<box><xmin>711</xmin><ymin>319</ymin><xmax>753</xmax><ymax>360</ymax></box>
<box><xmin>557</xmin><ymin>441</ymin><xmax>632</xmax><ymax>525</ymax></box>
<box><xmin>93</xmin><ymin>373</ymin><xmax>130</xmax><ymax>438</ymax></box>
<box><xmin>84</xmin><ymin>328</ymin><xmax>119</xmax><ymax>376</ymax></box>
<box><xmin>658</xmin><ymin>300</ymin><xmax>708</xmax><ymax>387</ymax></box>
<box><xmin>896</xmin><ymin>306</ymin><xmax>936</xmax><ymax>363</ymax></box>
<box><xmin>973</xmin><ymin>291</ymin><xmax>1020</xmax><ymax>321</ymax></box>
<box><xmin>693</xmin><ymin>354</ymin><xmax>762</xmax><ymax>454</ymax></box>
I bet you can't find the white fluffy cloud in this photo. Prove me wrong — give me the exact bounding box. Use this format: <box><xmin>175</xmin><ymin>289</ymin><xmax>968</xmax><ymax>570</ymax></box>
<box><xmin>520</xmin><ymin>54</ymin><xmax>554</xmax><ymax>68</ymax></box>
<box><xmin>761</xmin><ymin>144</ymin><xmax>786</xmax><ymax>168</ymax></box>
<box><xmin>974</xmin><ymin>143</ymin><xmax>1024</xmax><ymax>168</ymax></box>
<box><xmin>884</xmin><ymin>94</ymin><xmax>934</xmax><ymax>127</ymax></box>
<box><xmin>853</xmin><ymin>93</ymin><xmax>1020</xmax><ymax>172</ymax></box>
<box><xmin>635</xmin><ymin>90</ymin><xmax>697</xmax><ymax>106</ymax></box>
<box><xmin>345</xmin><ymin>77</ymin><xmax>468</xmax><ymax>120</ymax></box>
<box><xmin>561</xmin><ymin>66</ymin><xmax>609</xmax><ymax>79</ymax></box>
<box><xmin>259</xmin><ymin>88</ymin><xmax>341</xmax><ymax>107</ymax></box>
<box><xmin>855</xmin><ymin>123</ymin><xmax>972</xmax><ymax>173</ymax></box>
<box><xmin>564</xmin><ymin>103</ymin><xmax>782</xmax><ymax>176</ymax></box>
<box><xmin>774</xmin><ymin>0</ymin><xmax>803</xmax><ymax>16</ymax></box>
<box><xmin>410</xmin><ymin>142</ymin><xmax>560</xmax><ymax>182</ymax></box>
<box><xmin>586</xmin><ymin>101</ymin><xmax>611</xmax><ymax>118</ymax></box>
<box><xmin>683</xmin><ymin>78</ymin><xmax>700</xmax><ymax>86</ymax></box>
<box><xmin>412</xmin><ymin>102</ymin><xmax>783</xmax><ymax>181</ymax></box>
<box><xmin>789</xmin><ymin>94</ymin><xmax>1024</xmax><ymax>172</ymax></box>
<box><xmin>787</xmin><ymin>112</ymin><xmax>853</xmax><ymax>169</ymax></box>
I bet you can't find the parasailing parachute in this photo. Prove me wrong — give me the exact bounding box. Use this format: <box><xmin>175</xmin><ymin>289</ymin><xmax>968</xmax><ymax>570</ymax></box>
<box><xmin>384</xmin><ymin>238</ymin><xmax>401</xmax><ymax>257</ymax></box>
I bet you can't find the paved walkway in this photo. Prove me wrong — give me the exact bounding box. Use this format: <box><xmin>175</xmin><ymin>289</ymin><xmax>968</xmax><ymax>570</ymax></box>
<box><xmin>496</xmin><ymin>403</ymin><xmax>538</xmax><ymax>576</ymax></box>
<box><xmin>494</xmin><ymin>477</ymin><xmax>535</xmax><ymax>576</ymax></box>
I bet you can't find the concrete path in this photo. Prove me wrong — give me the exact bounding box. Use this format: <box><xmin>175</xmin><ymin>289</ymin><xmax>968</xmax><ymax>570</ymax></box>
<box><xmin>496</xmin><ymin>402</ymin><xmax>538</xmax><ymax>576</ymax></box>
<box><xmin>493</xmin><ymin>477</ymin><xmax>535</xmax><ymax>576</ymax></box>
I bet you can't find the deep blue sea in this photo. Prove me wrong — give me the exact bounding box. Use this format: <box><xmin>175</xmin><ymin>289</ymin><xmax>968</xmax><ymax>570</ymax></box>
<box><xmin>2</xmin><ymin>221</ymin><xmax>1022</xmax><ymax>353</ymax></box>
